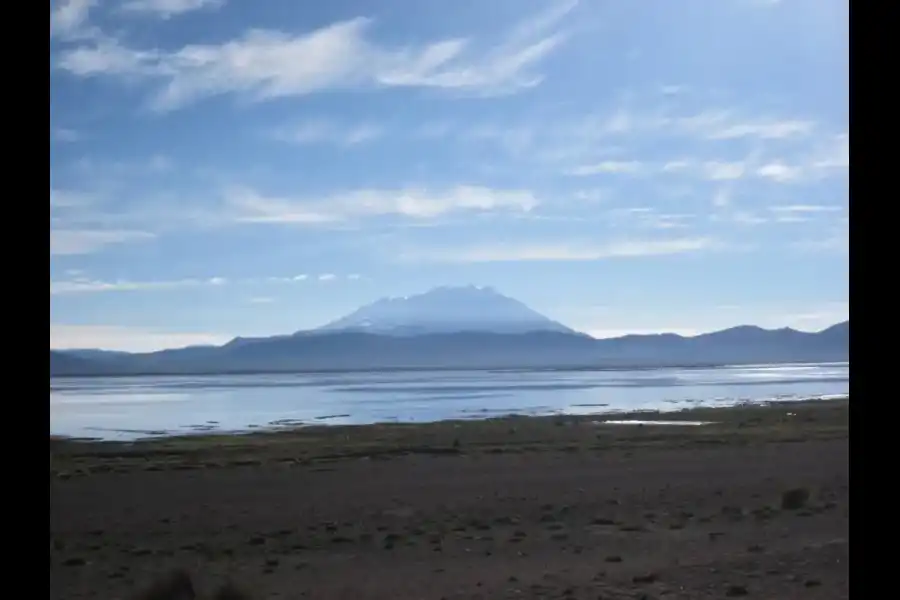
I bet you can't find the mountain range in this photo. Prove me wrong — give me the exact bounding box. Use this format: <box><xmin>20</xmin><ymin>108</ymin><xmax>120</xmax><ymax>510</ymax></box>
<box><xmin>50</xmin><ymin>286</ymin><xmax>849</xmax><ymax>376</ymax></box>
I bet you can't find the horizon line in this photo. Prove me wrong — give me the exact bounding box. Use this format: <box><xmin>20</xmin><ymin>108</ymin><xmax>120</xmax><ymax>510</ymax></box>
<box><xmin>50</xmin><ymin>319</ymin><xmax>848</xmax><ymax>354</ymax></box>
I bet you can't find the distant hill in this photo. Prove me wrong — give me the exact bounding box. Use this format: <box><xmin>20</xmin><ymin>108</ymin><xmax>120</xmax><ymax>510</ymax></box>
<box><xmin>49</xmin><ymin>286</ymin><xmax>849</xmax><ymax>376</ymax></box>
<box><xmin>49</xmin><ymin>324</ymin><xmax>850</xmax><ymax>377</ymax></box>
<box><xmin>49</xmin><ymin>351</ymin><xmax>102</xmax><ymax>376</ymax></box>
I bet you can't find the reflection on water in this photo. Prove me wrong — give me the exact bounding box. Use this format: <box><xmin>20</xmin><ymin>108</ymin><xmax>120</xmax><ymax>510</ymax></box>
<box><xmin>50</xmin><ymin>362</ymin><xmax>849</xmax><ymax>440</ymax></box>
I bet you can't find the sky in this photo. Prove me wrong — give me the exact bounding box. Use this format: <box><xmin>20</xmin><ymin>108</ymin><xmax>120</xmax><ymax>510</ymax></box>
<box><xmin>50</xmin><ymin>0</ymin><xmax>849</xmax><ymax>352</ymax></box>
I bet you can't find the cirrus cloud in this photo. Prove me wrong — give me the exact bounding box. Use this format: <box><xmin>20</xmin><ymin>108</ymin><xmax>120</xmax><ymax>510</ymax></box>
<box><xmin>55</xmin><ymin>1</ymin><xmax>579</xmax><ymax>110</ymax></box>
<box><xmin>226</xmin><ymin>185</ymin><xmax>539</xmax><ymax>224</ymax></box>
<box><xmin>400</xmin><ymin>237</ymin><xmax>717</xmax><ymax>263</ymax></box>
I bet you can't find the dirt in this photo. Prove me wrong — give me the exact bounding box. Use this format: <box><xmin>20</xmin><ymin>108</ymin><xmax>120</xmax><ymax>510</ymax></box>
<box><xmin>49</xmin><ymin>399</ymin><xmax>850</xmax><ymax>599</ymax></box>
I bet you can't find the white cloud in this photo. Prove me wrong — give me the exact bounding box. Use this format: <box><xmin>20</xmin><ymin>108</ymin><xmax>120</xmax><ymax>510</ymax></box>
<box><xmin>50</xmin><ymin>273</ymin><xmax>359</xmax><ymax>295</ymax></box>
<box><xmin>810</xmin><ymin>133</ymin><xmax>849</xmax><ymax>171</ymax></box>
<box><xmin>660</xmin><ymin>84</ymin><xmax>688</xmax><ymax>96</ymax></box>
<box><xmin>712</xmin><ymin>188</ymin><xmax>731</xmax><ymax>208</ymax></box>
<box><xmin>50</xmin><ymin>324</ymin><xmax>230</xmax><ymax>352</ymax></box>
<box><xmin>450</xmin><ymin>105</ymin><xmax>826</xmax><ymax>177</ymax></box>
<box><xmin>704</xmin><ymin>119</ymin><xmax>814</xmax><ymax>140</ymax></box>
<box><xmin>50</xmin><ymin>0</ymin><xmax>97</xmax><ymax>40</ymax></box>
<box><xmin>702</xmin><ymin>161</ymin><xmax>746</xmax><ymax>181</ymax></box>
<box><xmin>729</xmin><ymin>211</ymin><xmax>767</xmax><ymax>226</ymax></box>
<box><xmin>573</xmin><ymin>189</ymin><xmax>607</xmax><ymax>203</ymax></box>
<box><xmin>50</xmin><ymin>277</ymin><xmax>223</xmax><ymax>295</ymax></box>
<box><xmin>50</xmin><ymin>229</ymin><xmax>155</xmax><ymax>255</ymax></box>
<box><xmin>757</xmin><ymin>161</ymin><xmax>802</xmax><ymax>182</ymax></box>
<box><xmin>56</xmin><ymin>1</ymin><xmax>577</xmax><ymax>109</ymax></box>
<box><xmin>50</xmin><ymin>188</ymin><xmax>94</xmax><ymax>208</ymax></box>
<box><xmin>52</xmin><ymin>128</ymin><xmax>81</xmax><ymax>142</ymax></box>
<box><xmin>226</xmin><ymin>185</ymin><xmax>538</xmax><ymax>224</ymax></box>
<box><xmin>66</xmin><ymin>155</ymin><xmax>173</xmax><ymax>179</ymax></box>
<box><xmin>270</xmin><ymin>120</ymin><xmax>383</xmax><ymax>146</ymax></box>
<box><xmin>403</xmin><ymin>237</ymin><xmax>716</xmax><ymax>263</ymax></box>
<box><xmin>770</xmin><ymin>204</ymin><xmax>842</xmax><ymax>214</ymax></box>
<box><xmin>670</xmin><ymin>111</ymin><xmax>814</xmax><ymax>141</ymax></box>
<box><xmin>120</xmin><ymin>0</ymin><xmax>224</xmax><ymax>19</ymax></box>
<box><xmin>567</xmin><ymin>161</ymin><xmax>642</xmax><ymax>176</ymax></box>
<box><xmin>662</xmin><ymin>160</ymin><xmax>692</xmax><ymax>173</ymax></box>
<box><xmin>58</xmin><ymin>38</ymin><xmax>162</xmax><ymax>77</ymax></box>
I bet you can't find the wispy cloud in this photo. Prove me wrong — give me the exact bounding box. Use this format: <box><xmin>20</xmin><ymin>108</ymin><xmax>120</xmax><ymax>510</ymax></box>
<box><xmin>50</xmin><ymin>273</ymin><xmax>361</xmax><ymax>295</ymax></box>
<box><xmin>269</xmin><ymin>120</ymin><xmax>383</xmax><ymax>146</ymax></box>
<box><xmin>50</xmin><ymin>229</ymin><xmax>156</xmax><ymax>255</ymax></box>
<box><xmin>756</xmin><ymin>161</ymin><xmax>802</xmax><ymax>182</ymax></box>
<box><xmin>707</xmin><ymin>209</ymin><xmax>769</xmax><ymax>226</ymax></box>
<box><xmin>56</xmin><ymin>1</ymin><xmax>577</xmax><ymax>110</ymax></box>
<box><xmin>226</xmin><ymin>185</ymin><xmax>538</xmax><ymax>224</ymax></box>
<box><xmin>71</xmin><ymin>154</ymin><xmax>173</xmax><ymax>177</ymax></box>
<box><xmin>51</xmin><ymin>277</ymin><xmax>218</xmax><ymax>295</ymax></box>
<box><xmin>120</xmin><ymin>0</ymin><xmax>224</xmax><ymax>19</ymax></box>
<box><xmin>50</xmin><ymin>188</ymin><xmax>95</xmax><ymax>208</ymax></box>
<box><xmin>52</xmin><ymin>127</ymin><xmax>81</xmax><ymax>142</ymax></box>
<box><xmin>402</xmin><ymin>237</ymin><xmax>716</xmax><ymax>263</ymax></box>
<box><xmin>567</xmin><ymin>161</ymin><xmax>643</xmax><ymax>176</ymax></box>
<box><xmin>809</xmin><ymin>133</ymin><xmax>849</xmax><ymax>171</ymax></box>
<box><xmin>712</xmin><ymin>187</ymin><xmax>732</xmax><ymax>208</ymax></box>
<box><xmin>702</xmin><ymin>161</ymin><xmax>747</xmax><ymax>181</ymax></box>
<box><xmin>50</xmin><ymin>0</ymin><xmax>98</xmax><ymax>40</ymax></box>
<box><xmin>770</xmin><ymin>205</ymin><xmax>843</xmax><ymax>214</ymax></box>
<box><xmin>672</xmin><ymin>111</ymin><xmax>814</xmax><ymax>141</ymax></box>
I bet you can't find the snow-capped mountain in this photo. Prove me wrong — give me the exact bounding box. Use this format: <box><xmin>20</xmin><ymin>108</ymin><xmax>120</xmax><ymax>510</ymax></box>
<box><xmin>314</xmin><ymin>285</ymin><xmax>576</xmax><ymax>335</ymax></box>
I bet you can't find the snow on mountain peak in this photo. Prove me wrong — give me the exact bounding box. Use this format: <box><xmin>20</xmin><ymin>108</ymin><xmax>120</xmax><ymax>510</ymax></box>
<box><xmin>316</xmin><ymin>285</ymin><xmax>574</xmax><ymax>335</ymax></box>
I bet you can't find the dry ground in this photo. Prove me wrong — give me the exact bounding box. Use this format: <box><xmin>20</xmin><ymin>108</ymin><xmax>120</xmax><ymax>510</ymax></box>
<box><xmin>50</xmin><ymin>399</ymin><xmax>850</xmax><ymax>599</ymax></box>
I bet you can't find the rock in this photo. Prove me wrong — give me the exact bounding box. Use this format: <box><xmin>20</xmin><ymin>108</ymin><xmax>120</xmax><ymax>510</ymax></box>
<box><xmin>781</xmin><ymin>488</ymin><xmax>811</xmax><ymax>510</ymax></box>
<box><xmin>725</xmin><ymin>584</ymin><xmax>749</xmax><ymax>597</ymax></box>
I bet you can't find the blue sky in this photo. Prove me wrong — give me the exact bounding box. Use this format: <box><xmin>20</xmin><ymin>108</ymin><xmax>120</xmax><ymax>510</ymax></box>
<box><xmin>50</xmin><ymin>0</ymin><xmax>849</xmax><ymax>352</ymax></box>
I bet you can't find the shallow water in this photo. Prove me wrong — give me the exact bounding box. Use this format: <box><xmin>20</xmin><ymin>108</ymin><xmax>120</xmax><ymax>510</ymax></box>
<box><xmin>49</xmin><ymin>362</ymin><xmax>849</xmax><ymax>440</ymax></box>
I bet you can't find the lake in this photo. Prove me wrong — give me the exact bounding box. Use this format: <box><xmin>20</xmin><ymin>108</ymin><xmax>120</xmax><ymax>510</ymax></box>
<box><xmin>49</xmin><ymin>362</ymin><xmax>849</xmax><ymax>440</ymax></box>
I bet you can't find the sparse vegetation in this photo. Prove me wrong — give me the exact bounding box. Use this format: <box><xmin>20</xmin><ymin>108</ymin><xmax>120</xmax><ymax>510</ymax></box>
<box><xmin>50</xmin><ymin>398</ymin><xmax>848</xmax><ymax>599</ymax></box>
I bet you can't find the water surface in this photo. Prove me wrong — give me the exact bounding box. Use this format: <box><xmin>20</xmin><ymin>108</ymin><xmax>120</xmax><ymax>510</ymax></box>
<box><xmin>49</xmin><ymin>362</ymin><xmax>849</xmax><ymax>440</ymax></box>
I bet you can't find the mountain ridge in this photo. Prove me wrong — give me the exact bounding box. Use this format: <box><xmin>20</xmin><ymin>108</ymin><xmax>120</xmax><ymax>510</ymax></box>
<box><xmin>50</xmin><ymin>320</ymin><xmax>849</xmax><ymax>376</ymax></box>
<box><xmin>50</xmin><ymin>286</ymin><xmax>848</xmax><ymax>376</ymax></box>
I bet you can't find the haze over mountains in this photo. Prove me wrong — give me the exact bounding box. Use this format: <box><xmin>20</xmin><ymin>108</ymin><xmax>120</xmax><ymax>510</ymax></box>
<box><xmin>50</xmin><ymin>286</ymin><xmax>849</xmax><ymax>376</ymax></box>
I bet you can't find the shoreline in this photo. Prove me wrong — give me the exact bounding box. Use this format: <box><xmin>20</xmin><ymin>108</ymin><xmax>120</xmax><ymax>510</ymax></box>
<box><xmin>51</xmin><ymin>396</ymin><xmax>849</xmax><ymax>599</ymax></box>
<box><xmin>50</xmin><ymin>396</ymin><xmax>849</xmax><ymax>468</ymax></box>
<box><xmin>49</xmin><ymin>392</ymin><xmax>849</xmax><ymax>446</ymax></box>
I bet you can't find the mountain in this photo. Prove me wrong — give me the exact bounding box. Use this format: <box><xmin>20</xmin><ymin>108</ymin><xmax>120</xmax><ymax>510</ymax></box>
<box><xmin>49</xmin><ymin>351</ymin><xmax>102</xmax><ymax>376</ymax></box>
<box><xmin>48</xmin><ymin>287</ymin><xmax>850</xmax><ymax>376</ymax></box>
<box><xmin>316</xmin><ymin>285</ymin><xmax>575</xmax><ymax>335</ymax></box>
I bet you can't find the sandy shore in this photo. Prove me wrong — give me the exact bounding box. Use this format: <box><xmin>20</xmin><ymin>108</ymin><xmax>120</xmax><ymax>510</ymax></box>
<box><xmin>50</xmin><ymin>398</ymin><xmax>849</xmax><ymax>600</ymax></box>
